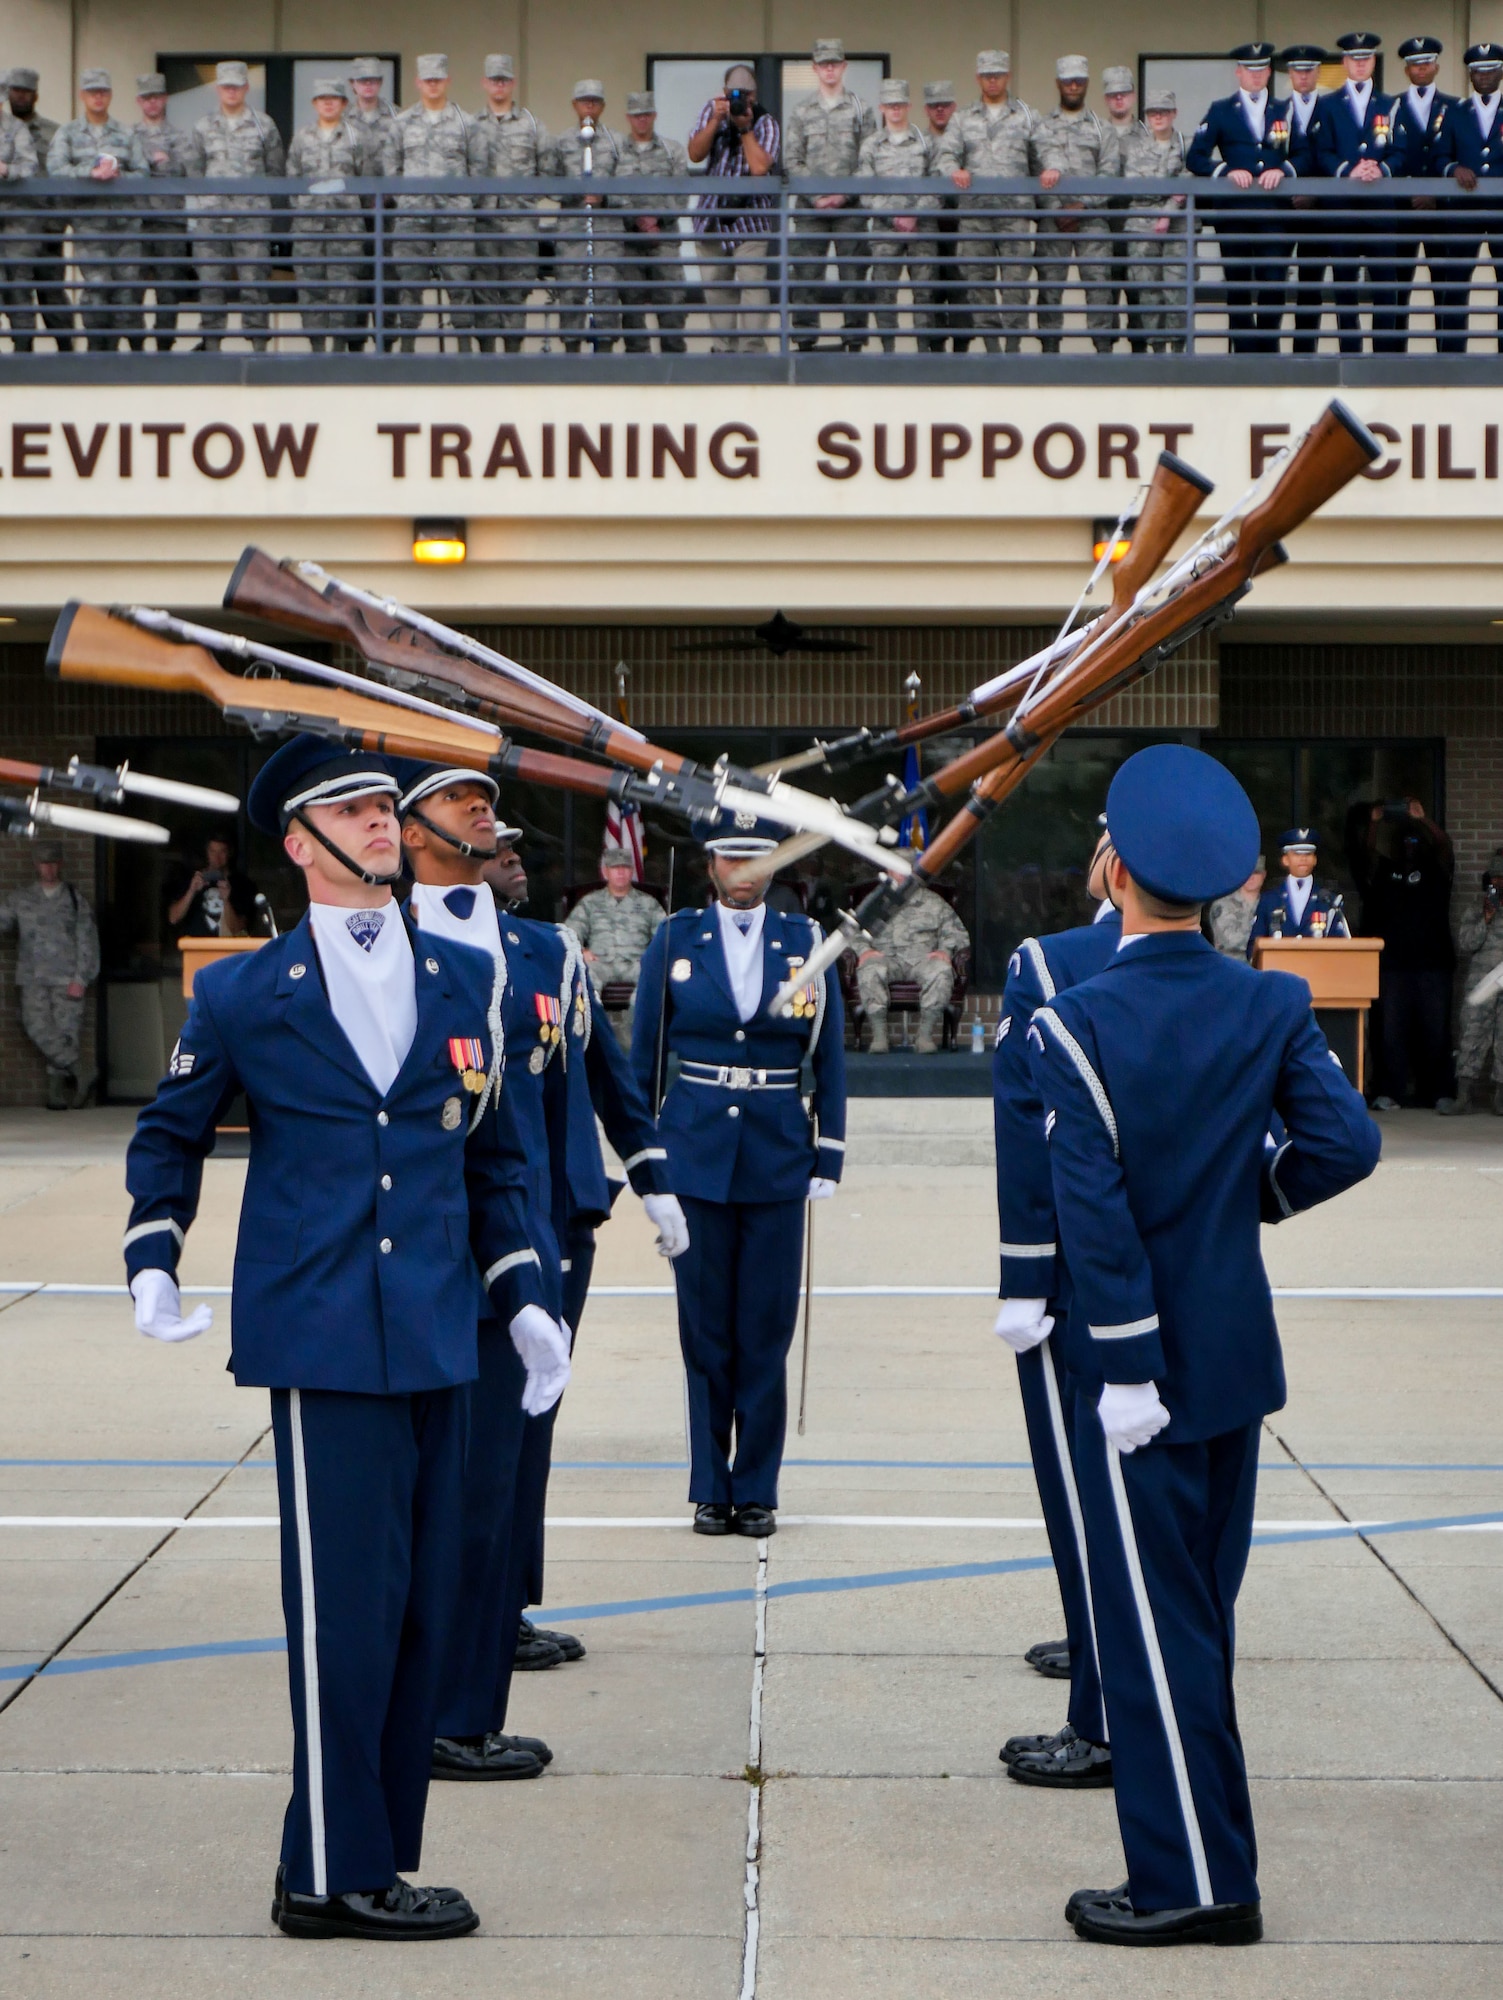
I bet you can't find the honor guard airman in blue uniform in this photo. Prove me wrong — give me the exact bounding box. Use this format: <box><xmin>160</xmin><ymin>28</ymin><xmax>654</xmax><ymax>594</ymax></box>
<box><xmin>1310</xmin><ymin>32</ymin><xmax>1409</xmax><ymax>353</ymax></box>
<box><xmin>1390</xmin><ymin>36</ymin><xmax>1463</xmax><ymax>350</ymax></box>
<box><xmin>1026</xmin><ymin>746</ymin><xmax>1380</xmax><ymax>1946</ymax></box>
<box><xmin>1249</xmin><ymin>826</ymin><xmax>1351</xmax><ymax>946</ymax></box>
<box><xmin>632</xmin><ymin>831</ymin><xmax>847</xmax><ymax>1536</ymax></box>
<box><xmin>1187</xmin><ymin>44</ymin><xmax>1295</xmax><ymax>352</ymax></box>
<box><xmin>123</xmin><ymin>736</ymin><xmax>560</xmax><ymax>1942</ymax></box>
<box><xmin>393</xmin><ymin>764</ymin><xmax>684</xmax><ymax>1783</ymax></box>
<box><xmin>1436</xmin><ymin>44</ymin><xmax>1503</xmax><ymax>349</ymax></box>
<box><xmin>992</xmin><ymin>830</ymin><xmax>1120</xmax><ymax>1792</ymax></box>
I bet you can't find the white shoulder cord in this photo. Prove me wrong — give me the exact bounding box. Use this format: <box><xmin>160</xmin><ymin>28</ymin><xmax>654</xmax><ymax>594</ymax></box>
<box><xmin>471</xmin><ymin>945</ymin><xmax>508</xmax><ymax>1132</ymax></box>
<box><xmin>806</xmin><ymin>919</ymin><xmax>827</xmax><ymax>1060</ymax></box>
<box><xmin>556</xmin><ymin>923</ymin><xmax>592</xmax><ymax>1061</ymax></box>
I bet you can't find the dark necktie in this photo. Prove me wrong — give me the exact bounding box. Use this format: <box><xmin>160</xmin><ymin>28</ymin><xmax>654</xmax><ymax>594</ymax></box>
<box><xmin>443</xmin><ymin>887</ymin><xmax>477</xmax><ymax>921</ymax></box>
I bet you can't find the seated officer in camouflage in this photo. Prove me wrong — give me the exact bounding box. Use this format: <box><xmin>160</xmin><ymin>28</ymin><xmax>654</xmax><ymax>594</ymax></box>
<box><xmin>856</xmin><ymin>868</ymin><xmax>970</xmax><ymax>1053</ymax></box>
<box><xmin>0</xmin><ymin>842</ymin><xmax>100</xmax><ymax>1108</ymax></box>
<box><xmin>469</xmin><ymin>55</ymin><xmax>549</xmax><ymax>354</ymax></box>
<box><xmin>47</xmin><ymin>69</ymin><xmax>144</xmax><ymax>353</ymax></box>
<box><xmin>936</xmin><ymin>51</ymin><xmax>1043</xmax><ymax>353</ymax></box>
<box><xmin>1036</xmin><ymin>55</ymin><xmax>1122</xmax><ymax>354</ymax></box>
<box><xmin>858</xmin><ymin>79</ymin><xmax>937</xmax><ymax>350</ymax></box>
<box><xmin>1121</xmin><ymin>89</ymin><xmax>1189</xmax><ymax>351</ymax></box>
<box><xmin>615</xmin><ymin>92</ymin><xmax>688</xmax><ymax>354</ymax></box>
<box><xmin>564</xmin><ymin>846</ymin><xmax>666</xmax><ymax>1049</ymax></box>
<box><xmin>547</xmin><ymin>81</ymin><xmax>625</xmax><ymax>351</ymax></box>
<box><xmin>286</xmin><ymin>80</ymin><xmax>393</xmax><ymax>350</ymax></box>
<box><xmin>786</xmin><ymin>37</ymin><xmax>877</xmax><ymax>350</ymax></box>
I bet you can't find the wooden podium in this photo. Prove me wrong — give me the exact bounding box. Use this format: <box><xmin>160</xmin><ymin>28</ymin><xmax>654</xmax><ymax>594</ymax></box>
<box><xmin>180</xmin><ymin>937</ymin><xmax>266</xmax><ymax>1149</ymax></box>
<box><xmin>1250</xmin><ymin>936</ymin><xmax>1383</xmax><ymax>1086</ymax></box>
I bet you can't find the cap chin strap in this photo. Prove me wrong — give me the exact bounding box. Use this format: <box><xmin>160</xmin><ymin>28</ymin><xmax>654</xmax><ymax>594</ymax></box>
<box><xmin>408</xmin><ymin>805</ymin><xmax>499</xmax><ymax>863</ymax></box>
<box><xmin>289</xmin><ymin>809</ymin><xmax>405</xmax><ymax>890</ymax></box>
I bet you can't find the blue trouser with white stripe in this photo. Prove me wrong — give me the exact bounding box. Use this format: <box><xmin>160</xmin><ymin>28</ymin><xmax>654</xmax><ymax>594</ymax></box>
<box><xmin>674</xmin><ymin>1195</ymin><xmax>805</xmax><ymax>1508</ymax></box>
<box><xmin>1073</xmin><ymin>1404</ymin><xmax>1261</xmax><ymax>1912</ymax></box>
<box><xmin>1014</xmin><ymin>1333</ymin><xmax>1104</xmax><ymax>1742</ymax></box>
<box><xmin>272</xmin><ymin>1384</ymin><xmax>465</xmax><ymax>1897</ymax></box>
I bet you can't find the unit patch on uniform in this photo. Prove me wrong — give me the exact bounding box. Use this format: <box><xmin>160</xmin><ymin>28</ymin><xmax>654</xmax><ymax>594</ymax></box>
<box><xmin>167</xmin><ymin>1040</ymin><xmax>195</xmax><ymax>1078</ymax></box>
<box><xmin>346</xmin><ymin>908</ymin><xmax>385</xmax><ymax>952</ymax></box>
<box><xmin>448</xmin><ymin>1036</ymin><xmax>488</xmax><ymax>1094</ymax></box>
<box><xmin>528</xmin><ymin>1046</ymin><xmax>547</xmax><ymax>1074</ymax></box>
<box><xmin>670</xmin><ymin>957</ymin><xmax>692</xmax><ymax>983</ymax></box>
<box><xmin>441</xmin><ymin>1096</ymin><xmax>462</xmax><ymax>1130</ymax></box>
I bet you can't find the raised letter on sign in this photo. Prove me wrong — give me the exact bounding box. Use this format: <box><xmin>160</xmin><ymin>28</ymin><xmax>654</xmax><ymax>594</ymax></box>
<box><xmin>62</xmin><ymin>423</ymin><xmax>108</xmax><ymax>477</ymax></box>
<box><xmin>568</xmin><ymin>424</ymin><xmax>613</xmax><ymax>478</ymax></box>
<box><xmin>1437</xmin><ymin>425</ymin><xmax>1475</xmax><ymax>480</ymax></box>
<box><xmin>142</xmin><ymin>423</ymin><xmax>184</xmax><ymax>478</ymax></box>
<box><xmin>482</xmin><ymin>426</ymin><xmax>531</xmax><ymax>478</ymax></box>
<box><xmin>816</xmin><ymin>423</ymin><xmax>861</xmax><ymax>480</ymax></box>
<box><xmin>431</xmin><ymin>425</ymin><xmax>473</xmax><ymax>479</ymax></box>
<box><xmin>1359</xmin><ymin>422</ymin><xmax>1400</xmax><ymax>481</ymax></box>
<box><xmin>1249</xmin><ymin>424</ymin><xmax>1291</xmax><ymax>478</ymax></box>
<box><xmin>1148</xmin><ymin>422</ymin><xmax>1194</xmax><ymax>458</ymax></box>
<box><xmin>377</xmin><ymin>423</ymin><xmax>419</xmax><ymax>478</ymax></box>
<box><xmin>652</xmin><ymin>424</ymin><xmax>697</xmax><ymax>478</ymax></box>
<box><xmin>981</xmin><ymin>424</ymin><xmax>1021</xmax><ymax>477</ymax></box>
<box><xmin>192</xmin><ymin>425</ymin><xmax>246</xmax><ymax>480</ymax></box>
<box><xmin>254</xmin><ymin>424</ymin><xmax>318</xmax><ymax>477</ymax></box>
<box><xmin>709</xmin><ymin>424</ymin><xmax>758</xmax><ymax>479</ymax></box>
<box><xmin>873</xmin><ymin>423</ymin><xmax>917</xmax><ymax>479</ymax></box>
<box><xmin>1097</xmin><ymin>425</ymin><xmax>1139</xmax><ymax>480</ymax></box>
<box><xmin>1033</xmin><ymin>424</ymin><xmax>1085</xmax><ymax>480</ymax></box>
<box><xmin>930</xmin><ymin>424</ymin><xmax>971</xmax><ymax>477</ymax></box>
<box><xmin>12</xmin><ymin>424</ymin><xmax>51</xmax><ymax>478</ymax></box>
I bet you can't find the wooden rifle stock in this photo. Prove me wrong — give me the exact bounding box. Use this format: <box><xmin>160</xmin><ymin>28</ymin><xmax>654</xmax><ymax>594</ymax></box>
<box><xmin>46</xmin><ymin>605</ymin><xmax>631</xmax><ymax>805</ymax></box>
<box><xmin>0</xmin><ymin>758</ymin><xmax>46</xmax><ymax>789</ymax></box>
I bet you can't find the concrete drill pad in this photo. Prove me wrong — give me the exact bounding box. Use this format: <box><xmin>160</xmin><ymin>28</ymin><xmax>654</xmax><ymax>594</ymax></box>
<box><xmin>486</xmin><ymin>1650</ymin><xmax>753</xmax><ymax>1777</ymax></box>
<box><xmin>761</xmin><ymin>1653</ymin><xmax>1043</xmax><ymax>1778</ymax></box>
<box><xmin>0</xmin><ymin>1652</ymin><xmax>292</xmax><ymax>1774</ymax></box>
<box><xmin>1236</xmin><ymin>1658</ymin><xmax>1503</xmax><ymax>1777</ymax></box>
<box><xmin>536</xmin><ymin>1559</ymin><xmax>756</xmax><ymax>1653</ymax></box>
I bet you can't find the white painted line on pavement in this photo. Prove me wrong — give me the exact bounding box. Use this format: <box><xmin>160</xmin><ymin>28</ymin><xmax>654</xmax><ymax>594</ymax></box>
<box><xmin>3</xmin><ymin>1281</ymin><xmax>1501</xmax><ymax>1302</ymax></box>
<box><xmin>0</xmin><ymin>1512</ymin><xmax>1395</xmax><ymax>1533</ymax></box>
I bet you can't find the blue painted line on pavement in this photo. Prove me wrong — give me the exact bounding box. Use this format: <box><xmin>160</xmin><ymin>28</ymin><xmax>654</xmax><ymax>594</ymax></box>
<box><xmin>0</xmin><ymin>1636</ymin><xmax>288</xmax><ymax>1682</ymax></box>
<box><xmin>8</xmin><ymin>1454</ymin><xmax>1503</xmax><ymax>1474</ymax></box>
<box><xmin>0</xmin><ymin>1458</ymin><xmax>247</xmax><ymax>1470</ymax></box>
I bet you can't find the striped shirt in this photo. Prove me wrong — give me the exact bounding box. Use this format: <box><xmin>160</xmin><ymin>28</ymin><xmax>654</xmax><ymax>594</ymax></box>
<box><xmin>690</xmin><ymin>99</ymin><xmax>781</xmax><ymax>237</ymax></box>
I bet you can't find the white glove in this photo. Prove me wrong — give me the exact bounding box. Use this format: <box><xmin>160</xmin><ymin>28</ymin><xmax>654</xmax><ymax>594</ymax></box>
<box><xmin>130</xmin><ymin>1268</ymin><xmax>214</xmax><ymax>1344</ymax></box>
<box><xmin>642</xmin><ymin>1192</ymin><xmax>690</xmax><ymax>1260</ymax></box>
<box><xmin>509</xmin><ymin>1304</ymin><xmax>572</xmax><ymax>1416</ymax></box>
<box><xmin>1098</xmin><ymin>1380</ymin><xmax>1171</xmax><ymax>1454</ymax></box>
<box><xmin>993</xmin><ymin>1297</ymin><xmax>1054</xmax><ymax>1354</ymax></box>
<box><xmin>807</xmin><ymin>1177</ymin><xmax>837</xmax><ymax>1202</ymax></box>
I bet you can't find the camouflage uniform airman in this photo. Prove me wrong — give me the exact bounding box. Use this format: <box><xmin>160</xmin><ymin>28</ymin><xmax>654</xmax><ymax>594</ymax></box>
<box><xmin>130</xmin><ymin>76</ymin><xmax>197</xmax><ymax>351</ymax></box>
<box><xmin>1120</xmin><ymin>108</ymin><xmax>1188</xmax><ymax>352</ymax></box>
<box><xmin>563</xmin><ymin>870</ymin><xmax>665</xmax><ymax>1048</ymax></box>
<box><xmin>0</xmin><ymin>859</ymin><xmax>101</xmax><ymax>1106</ymax></box>
<box><xmin>856</xmin><ymin>881</ymin><xmax>970</xmax><ymax>1053</ymax></box>
<box><xmin>857</xmin><ymin>90</ymin><xmax>937</xmax><ymax>351</ymax></box>
<box><xmin>286</xmin><ymin>84</ymin><xmax>389</xmax><ymax>349</ymax></box>
<box><xmin>0</xmin><ymin>116</ymin><xmax>39</xmax><ymax>348</ymax></box>
<box><xmin>468</xmin><ymin>59</ymin><xmax>549</xmax><ymax>353</ymax></box>
<box><xmin>47</xmin><ymin>78</ymin><xmax>144</xmax><ymax>351</ymax></box>
<box><xmin>934</xmin><ymin>59</ymin><xmax>1042</xmax><ymax>350</ymax></box>
<box><xmin>5</xmin><ymin>71</ymin><xmax>65</xmax><ymax>352</ymax></box>
<box><xmin>615</xmin><ymin>94</ymin><xmax>688</xmax><ymax>353</ymax></box>
<box><xmin>392</xmin><ymin>59</ymin><xmax>476</xmax><ymax>350</ymax></box>
<box><xmin>785</xmin><ymin>40</ymin><xmax>877</xmax><ymax>348</ymax></box>
<box><xmin>186</xmin><ymin>64</ymin><xmax>286</xmax><ymax>351</ymax></box>
<box><xmin>548</xmin><ymin>90</ymin><xmax>624</xmax><ymax>350</ymax></box>
<box><xmin>346</xmin><ymin>58</ymin><xmax>402</xmax><ymax>349</ymax></box>
<box><xmin>1034</xmin><ymin>64</ymin><xmax>1121</xmax><ymax>352</ymax></box>
<box><xmin>1456</xmin><ymin>860</ymin><xmax>1503</xmax><ymax>1110</ymax></box>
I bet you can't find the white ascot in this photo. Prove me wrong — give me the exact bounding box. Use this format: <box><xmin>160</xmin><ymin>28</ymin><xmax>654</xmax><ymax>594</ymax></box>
<box><xmin>1406</xmin><ymin>83</ymin><xmax>1435</xmax><ymax>124</ymax></box>
<box><xmin>1346</xmin><ymin>79</ymin><xmax>1372</xmax><ymax>120</ymax></box>
<box><xmin>716</xmin><ymin>899</ymin><xmax>767</xmax><ymax>1022</ymax></box>
<box><xmin>309</xmin><ymin>902</ymin><xmax>417</xmax><ymax>1096</ymax></box>
<box><xmin>1287</xmin><ymin>875</ymin><xmax>1314</xmax><ymax>923</ymax></box>
<box><xmin>1238</xmin><ymin>87</ymin><xmax>1267</xmax><ymax>137</ymax></box>
<box><xmin>410</xmin><ymin>878</ymin><xmax>505</xmax><ymax>963</ymax></box>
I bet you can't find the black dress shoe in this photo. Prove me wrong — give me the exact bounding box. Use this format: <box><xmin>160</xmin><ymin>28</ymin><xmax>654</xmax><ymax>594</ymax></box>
<box><xmin>1008</xmin><ymin>1730</ymin><xmax>1113</xmax><ymax>1789</ymax></box>
<box><xmin>513</xmin><ymin>1626</ymin><xmax>565</xmax><ymax>1670</ymax></box>
<box><xmin>431</xmin><ymin>1734</ymin><xmax>544</xmax><ymax>1781</ymax></box>
<box><xmin>1073</xmin><ymin>1897</ymin><xmax>1263</xmax><ymax>1946</ymax></box>
<box><xmin>521</xmin><ymin>1614</ymin><xmax>585</xmax><ymax>1662</ymax></box>
<box><xmin>276</xmin><ymin>1876</ymin><xmax>480</xmax><ymax>1940</ymax></box>
<box><xmin>1024</xmin><ymin>1637</ymin><xmax>1071</xmax><ymax>1679</ymax></box>
<box><xmin>1065</xmin><ymin>1881</ymin><xmax>1130</xmax><ymax>1924</ymax></box>
<box><xmin>487</xmin><ymin>1729</ymin><xmax>552</xmax><ymax>1765</ymax></box>
<box><xmin>732</xmin><ymin>1504</ymin><xmax>776</xmax><ymax>1537</ymax></box>
<box><xmin>1000</xmin><ymin>1723</ymin><xmax>1071</xmax><ymax>1767</ymax></box>
<box><xmin>693</xmin><ymin>1503</ymin><xmax>732</xmax><ymax>1535</ymax></box>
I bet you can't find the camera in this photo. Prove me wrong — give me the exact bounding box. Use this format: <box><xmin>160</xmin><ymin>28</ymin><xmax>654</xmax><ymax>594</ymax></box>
<box><xmin>727</xmin><ymin>88</ymin><xmax>754</xmax><ymax>114</ymax></box>
<box><xmin>201</xmin><ymin>866</ymin><xmax>225</xmax><ymax>887</ymax></box>
<box><xmin>1381</xmin><ymin>798</ymin><xmax>1413</xmax><ymax>820</ymax></box>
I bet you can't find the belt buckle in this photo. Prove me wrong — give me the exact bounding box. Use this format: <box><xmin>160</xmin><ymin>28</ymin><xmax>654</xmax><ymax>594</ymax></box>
<box><xmin>727</xmin><ymin>1065</ymin><xmax>752</xmax><ymax>1091</ymax></box>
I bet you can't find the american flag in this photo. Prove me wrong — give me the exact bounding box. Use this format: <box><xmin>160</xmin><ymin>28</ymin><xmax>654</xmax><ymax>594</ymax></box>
<box><xmin>603</xmin><ymin>800</ymin><xmax>646</xmax><ymax>880</ymax></box>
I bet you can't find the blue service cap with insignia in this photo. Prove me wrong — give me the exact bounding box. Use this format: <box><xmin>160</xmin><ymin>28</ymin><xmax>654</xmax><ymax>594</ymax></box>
<box><xmin>1230</xmin><ymin>41</ymin><xmax>1277</xmax><ymax>64</ymax></box>
<box><xmin>1279</xmin><ymin>45</ymin><xmax>1328</xmax><ymax>68</ymax></box>
<box><xmin>1105</xmin><ymin>746</ymin><xmax>1260</xmax><ymax>905</ymax></box>
<box><xmin>247</xmin><ymin>735</ymin><xmax>399</xmax><ymax>838</ymax></box>
<box><xmin>1279</xmin><ymin>826</ymin><xmax>1319</xmax><ymax>854</ymax></box>
<box><xmin>1398</xmin><ymin>36</ymin><xmax>1443</xmax><ymax>59</ymax></box>
<box><xmin>696</xmin><ymin>804</ymin><xmax>784</xmax><ymax>858</ymax></box>
<box><xmin>389</xmin><ymin>758</ymin><xmax>524</xmax><ymax>842</ymax></box>
<box><xmin>1466</xmin><ymin>42</ymin><xmax>1503</xmax><ymax>67</ymax></box>
<box><xmin>1335</xmin><ymin>31</ymin><xmax>1383</xmax><ymax>53</ymax></box>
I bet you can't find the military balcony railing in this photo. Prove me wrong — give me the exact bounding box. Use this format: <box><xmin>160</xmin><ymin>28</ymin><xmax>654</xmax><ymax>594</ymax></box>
<box><xmin>0</xmin><ymin>173</ymin><xmax>1495</xmax><ymax>365</ymax></box>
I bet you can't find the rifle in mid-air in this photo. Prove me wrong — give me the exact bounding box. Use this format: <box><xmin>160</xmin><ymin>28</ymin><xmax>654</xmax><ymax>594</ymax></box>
<box><xmin>0</xmin><ymin>755</ymin><xmax>238</xmax><ymax>818</ymax></box>
<box><xmin>769</xmin><ymin>399</ymin><xmax>1381</xmax><ymax>1014</ymax></box>
<box><xmin>0</xmin><ymin>789</ymin><xmax>169</xmax><ymax>845</ymax></box>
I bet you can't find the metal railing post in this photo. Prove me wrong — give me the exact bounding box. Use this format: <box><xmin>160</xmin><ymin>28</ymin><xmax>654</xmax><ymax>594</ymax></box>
<box><xmin>777</xmin><ymin>187</ymin><xmax>791</xmax><ymax>358</ymax></box>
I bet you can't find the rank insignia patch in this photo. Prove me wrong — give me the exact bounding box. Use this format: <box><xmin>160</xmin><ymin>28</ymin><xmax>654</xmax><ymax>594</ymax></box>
<box><xmin>167</xmin><ymin>1040</ymin><xmax>195</xmax><ymax>1078</ymax></box>
<box><xmin>448</xmin><ymin>1036</ymin><xmax>488</xmax><ymax>1094</ymax></box>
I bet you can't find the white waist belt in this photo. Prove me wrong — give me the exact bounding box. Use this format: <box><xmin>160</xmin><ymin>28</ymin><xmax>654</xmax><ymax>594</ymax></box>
<box><xmin>680</xmin><ymin>1061</ymin><xmax>800</xmax><ymax>1091</ymax></box>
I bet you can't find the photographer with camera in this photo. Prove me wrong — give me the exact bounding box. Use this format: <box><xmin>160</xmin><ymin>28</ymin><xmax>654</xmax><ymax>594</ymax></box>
<box><xmin>1442</xmin><ymin>849</ymin><xmax>1503</xmax><ymax>1115</ymax></box>
<box><xmin>687</xmin><ymin>63</ymin><xmax>781</xmax><ymax>351</ymax></box>
<box><xmin>166</xmin><ymin>834</ymin><xmax>261</xmax><ymax>943</ymax></box>
<box><xmin>1356</xmin><ymin>796</ymin><xmax>1456</xmax><ymax>1110</ymax></box>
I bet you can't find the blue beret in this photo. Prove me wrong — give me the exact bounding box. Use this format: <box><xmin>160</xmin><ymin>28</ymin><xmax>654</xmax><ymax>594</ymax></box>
<box><xmin>247</xmin><ymin>734</ymin><xmax>399</xmax><ymax>838</ymax></box>
<box><xmin>1105</xmin><ymin>746</ymin><xmax>1260</xmax><ymax>904</ymax></box>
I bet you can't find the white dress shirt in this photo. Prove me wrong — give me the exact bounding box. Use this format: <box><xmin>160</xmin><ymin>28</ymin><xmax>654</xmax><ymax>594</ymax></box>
<box><xmin>715</xmin><ymin>898</ymin><xmax>767</xmax><ymax>1023</ymax></box>
<box><xmin>1238</xmin><ymin>87</ymin><xmax>1268</xmax><ymax>138</ymax></box>
<box><xmin>309</xmin><ymin>902</ymin><xmax>418</xmax><ymax>1097</ymax></box>
<box><xmin>1286</xmin><ymin>875</ymin><xmax>1314</xmax><ymax>925</ymax></box>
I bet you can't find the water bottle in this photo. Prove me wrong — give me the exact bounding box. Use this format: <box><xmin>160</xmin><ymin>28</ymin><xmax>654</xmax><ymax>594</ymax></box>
<box><xmin>971</xmin><ymin>1015</ymin><xmax>986</xmax><ymax>1055</ymax></box>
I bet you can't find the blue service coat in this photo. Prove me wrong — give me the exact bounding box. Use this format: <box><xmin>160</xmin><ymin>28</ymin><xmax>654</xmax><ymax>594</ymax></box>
<box><xmin>1286</xmin><ymin>97</ymin><xmax>1325</xmax><ymax>178</ymax></box>
<box><xmin>1311</xmin><ymin>86</ymin><xmax>1407</xmax><ymax>176</ymax></box>
<box><xmin>1437</xmin><ymin>97</ymin><xmax>1503</xmax><ymax>180</ymax></box>
<box><xmin>1249</xmin><ymin>879</ymin><xmax>1350</xmax><ymax>944</ymax></box>
<box><xmin>1187</xmin><ymin>94</ymin><xmax>1297</xmax><ymax>178</ymax></box>
<box><xmin>631</xmin><ymin>904</ymin><xmax>847</xmax><ymax>1204</ymax></box>
<box><xmin>994</xmin><ymin>913</ymin><xmax>1122</xmax><ymax>1305</ymax></box>
<box><xmin>1392</xmin><ymin>88</ymin><xmax>1459</xmax><ymax>178</ymax></box>
<box><xmin>123</xmin><ymin>912</ymin><xmax>548</xmax><ymax>1395</ymax></box>
<box><xmin>1026</xmin><ymin>931</ymin><xmax>1380</xmax><ymax>1441</ymax></box>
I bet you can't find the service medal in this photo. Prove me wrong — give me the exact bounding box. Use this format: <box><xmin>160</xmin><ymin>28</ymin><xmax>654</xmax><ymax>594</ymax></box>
<box><xmin>528</xmin><ymin>1046</ymin><xmax>547</xmax><ymax>1074</ymax></box>
<box><xmin>534</xmin><ymin>992</ymin><xmax>561</xmax><ymax>1050</ymax></box>
<box><xmin>449</xmin><ymin>1037</ymin><xmax>487</xmax><ymax>1093</ymax></box>
<box><xmin>441</xmin><ymin>1096</ymin><xmax>462</xmax><ymax>1130</ymax></box>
